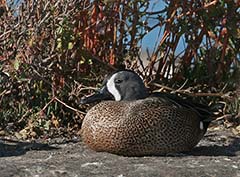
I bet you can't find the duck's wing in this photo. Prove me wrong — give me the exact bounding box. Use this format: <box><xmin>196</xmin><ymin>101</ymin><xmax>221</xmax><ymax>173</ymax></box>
<box><xmin>150</xmin><ymin>92</ymin><xmax>213</xmax><ymax>124</ymax></box>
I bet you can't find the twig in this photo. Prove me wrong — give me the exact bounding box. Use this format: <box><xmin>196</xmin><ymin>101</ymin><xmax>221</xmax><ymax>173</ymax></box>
<box><xmin>152</xmin><ymin>83</ymin><xmax>230</xmax><ymax>98</ymax></box>
<box><xmin>220</xmin><ymin>83</ymin><xmax>228</xmax><ymax>93</ymax></box>
<box><xmin>175</xmin><ymin>79</ymin><xmax>188</xmax><ymax>92</ymax></box>
<box><xmin>175</xmin><ymin>0</ymin><xmax>218</xmax><ymax>21</ymax></box>
<box><xmin>39</xmin><ymin>97</ymin><xmax>55</xmax><ymax>113</ymax></box>
<box><xmin>54</xmin><ymin>97</ymin><xmax>86</xmax><ymax>115</ymax></box>
<box><xmin>0</xmin><ymin>29</ymin><xmax>12</xmax><ymax>39</ymax></box>
<box><xmin>80</xmin><ymin>87</ymin><xmax>98</xmax><ymax>92</ymax></box>
<box><xmin>216</xmin><ymin>114</ymin><xmax>234</xmax><ymax>121</ymax></box>
<box><xmin>37</xmin><ymin>97</ymin><xmax>86</xmax><ymax>119</ymax></box>
<box><xmin>18</xmin><ymin>109</ymin><xmax>33</xmax><ymax>123</ymax></box>
<box><xmin>0</xmin><ymin>90</ymin><xmax>11</xmax><ymax>97</ymax></box>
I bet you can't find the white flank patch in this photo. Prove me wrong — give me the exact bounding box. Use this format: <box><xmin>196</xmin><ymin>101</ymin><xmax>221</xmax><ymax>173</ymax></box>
<box><xmin>200</xmin><ymin>121</ymin><xmax>204</xmax><ymax>130</ymax></box>
<box><xmin>106</xmin><ymin>73</ymin><xmax>121</xmax><ymax>101</ymax></box>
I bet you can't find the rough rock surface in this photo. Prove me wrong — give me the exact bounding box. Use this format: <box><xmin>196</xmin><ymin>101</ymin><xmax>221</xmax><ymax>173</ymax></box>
<box><xmin>0</xmin><ymin>128</ymin><xmax>239</xmax><ymax>177</ymax></box>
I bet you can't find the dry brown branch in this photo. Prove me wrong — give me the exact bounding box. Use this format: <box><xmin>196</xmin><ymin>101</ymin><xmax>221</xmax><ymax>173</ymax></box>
<box><xmin>216</xmin><ymin>114</ymin><xmax>234</xmax><ymax>121</ymax></box>
<box><xmin>0</xmin><ymin>90</ymin><xmax>11</xmax><ymax>97</ymax></box>
<box><xmin>54</xmin><ymin>97</ymin><xmax>86</xmax><ymax>116</ymax></box>
<box><xmin>175</xmin><ymin>0</ymin><xmax>218</xmax><ymax>20</ymax></box>
<box><xmin>176</xmin><ymin>79</ymin><xmax>189</xmax><ymax>92</ymax></box>
<box><xmin>0</xmin><ymin>29</ymin><xmax>12</xmax><ymax>39</ymax></box>
<box><xmin>79</xmin><ymin>87</ymin><xmax>98</xmax><ymax>92</ymax></box>
<box><xmin>17</xmin><ymin>109</ymin><xmax>33</xmax><ymax>123</ymax></box>
<box><xmin>152</xmin><ymin>83</ymin><xmax>231</xmax><ymax>98</ymax></box>
<box><xmin>37</xmin><ymin>96</ymin><xmax>86</xmax><ymax>120</ymax></box>
<box><xmin>0</xmin><ymin>0</ymin><xmax>239</xmax><ymax>135</ymax></box>
<box><xmin>39</xmin><ymin>97</ymin><xmax>55</xmax><ymax>114</ymax></box>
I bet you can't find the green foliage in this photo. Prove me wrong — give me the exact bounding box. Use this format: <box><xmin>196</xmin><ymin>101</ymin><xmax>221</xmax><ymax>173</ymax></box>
<box><xmin>0</xmin><ymin>0</ymin><xmax>239</xmax><ymax>138</ymax></box>
<box><xmin>0</xmin><ymin>0</ymin><xmax>102</xmax><ymax>137</ymax></box>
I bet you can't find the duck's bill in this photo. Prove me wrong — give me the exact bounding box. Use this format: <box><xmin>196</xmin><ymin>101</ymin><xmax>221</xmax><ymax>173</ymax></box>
<box><xmin>80</xmin><ymin>86</ymin><xmax>113</xmax><ymax>104</ymax></box>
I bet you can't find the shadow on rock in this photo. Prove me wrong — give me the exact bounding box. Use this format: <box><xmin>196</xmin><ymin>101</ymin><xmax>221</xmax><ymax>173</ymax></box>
<box><xmin>189</xmin><ymin>136</ymin><xmax>240</xmax><ymax>156</ymax></box>
<box><xmin>0</xmin><ymin>139</ymin><xmax>59</xmax><ymax>157</ymax></box>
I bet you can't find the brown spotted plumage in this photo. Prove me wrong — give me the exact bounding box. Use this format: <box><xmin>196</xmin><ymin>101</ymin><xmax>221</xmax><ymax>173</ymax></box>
<box><xmin>80</xmin><ymin>70</ymin><xmax>212</xmax><ymax>156</ymax></box>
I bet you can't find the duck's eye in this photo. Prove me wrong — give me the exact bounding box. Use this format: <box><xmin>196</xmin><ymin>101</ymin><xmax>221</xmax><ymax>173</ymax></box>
<box><xmin>115</xmin><ymin>79</ymin><xmax>123</xmax><ymax>84</ymax></box>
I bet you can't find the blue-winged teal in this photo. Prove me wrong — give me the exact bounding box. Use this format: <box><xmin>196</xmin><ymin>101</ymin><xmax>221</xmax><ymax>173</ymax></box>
<box><xmin>80</xmin><ymin>70</ymin><xmax>212</xmax><ymax>156</ymax></box>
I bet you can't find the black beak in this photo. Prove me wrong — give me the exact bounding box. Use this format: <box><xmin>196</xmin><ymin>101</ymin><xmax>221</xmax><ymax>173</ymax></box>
<box><xmin>80</xmin><ymin>86</ymin><xmax>113</xmax><ymax>104</ymax></box>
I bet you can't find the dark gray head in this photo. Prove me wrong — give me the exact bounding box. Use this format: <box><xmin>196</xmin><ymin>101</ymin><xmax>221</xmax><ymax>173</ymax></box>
<box><xmin>80</xmin><ymin>70</ymin><xmax>149</xmax><ymax>104</ymax></box>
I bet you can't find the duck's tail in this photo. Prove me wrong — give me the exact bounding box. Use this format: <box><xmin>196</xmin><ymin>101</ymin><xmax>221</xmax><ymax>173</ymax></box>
<box><xmin>187</xmin><ymin>102</ymin><xmax>225</xmax><ymax>131</ymax></box>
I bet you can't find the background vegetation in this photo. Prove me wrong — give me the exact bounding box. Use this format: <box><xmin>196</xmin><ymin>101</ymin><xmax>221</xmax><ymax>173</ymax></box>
<box><xmin>0</xmin><ymin>0</ymin><xmax>239</xmax><ymax>139</ymax></box>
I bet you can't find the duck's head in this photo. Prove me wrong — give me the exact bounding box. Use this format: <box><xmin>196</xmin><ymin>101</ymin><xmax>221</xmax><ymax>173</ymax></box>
<box><xmin>80</xmin><ymin>70</ymin><xmax>148</xmax><ymax>104</ymax></box>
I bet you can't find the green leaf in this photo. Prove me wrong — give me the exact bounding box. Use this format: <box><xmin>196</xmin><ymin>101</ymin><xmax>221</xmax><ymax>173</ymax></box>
<box><xmin>68</xmin><ymin>42</ymin><xmax>73</xmax><ymax>49</ymax></box>
<box><xmin>57</xmin><ymin>38</ymin><xmax>62</xmax><ymax>49</ymax></box>
<box><xmin>13</xmin><ymin>58</ymin><xmax>20</xmax><ymax>70</ymax></box>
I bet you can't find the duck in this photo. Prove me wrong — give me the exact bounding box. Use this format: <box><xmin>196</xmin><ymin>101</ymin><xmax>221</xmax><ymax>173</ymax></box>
<box><xmin>80</xmin><ymin>70</ymin><xmax>212</xmax><ymax>156</ymax></box>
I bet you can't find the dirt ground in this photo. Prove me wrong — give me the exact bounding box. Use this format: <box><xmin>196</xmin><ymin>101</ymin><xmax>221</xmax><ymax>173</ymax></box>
<box><xmin>0</xmin><ymin>128</ymin><xmax>239</xmax><ymax>177</ymax></box>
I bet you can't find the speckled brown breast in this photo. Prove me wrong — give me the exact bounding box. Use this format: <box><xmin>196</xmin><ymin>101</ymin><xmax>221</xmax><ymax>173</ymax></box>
<box><xmin>81</xmin><ymin>97</ymin><xmax>205</xmax><ymax>156</ymax></box>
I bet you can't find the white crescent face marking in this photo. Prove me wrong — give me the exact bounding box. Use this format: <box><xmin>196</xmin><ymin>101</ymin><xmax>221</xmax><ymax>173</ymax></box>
<box><xmin>106</xmin><ymin>73</ymin><xmax>121</xmax><ymax>101</ymax></box>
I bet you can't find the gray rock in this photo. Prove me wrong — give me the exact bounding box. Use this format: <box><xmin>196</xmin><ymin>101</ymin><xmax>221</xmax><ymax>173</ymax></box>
<box><xmin>0</xmin><ymin>129</ymin><xmax>239</xmax><ymax>177</ymax></box>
